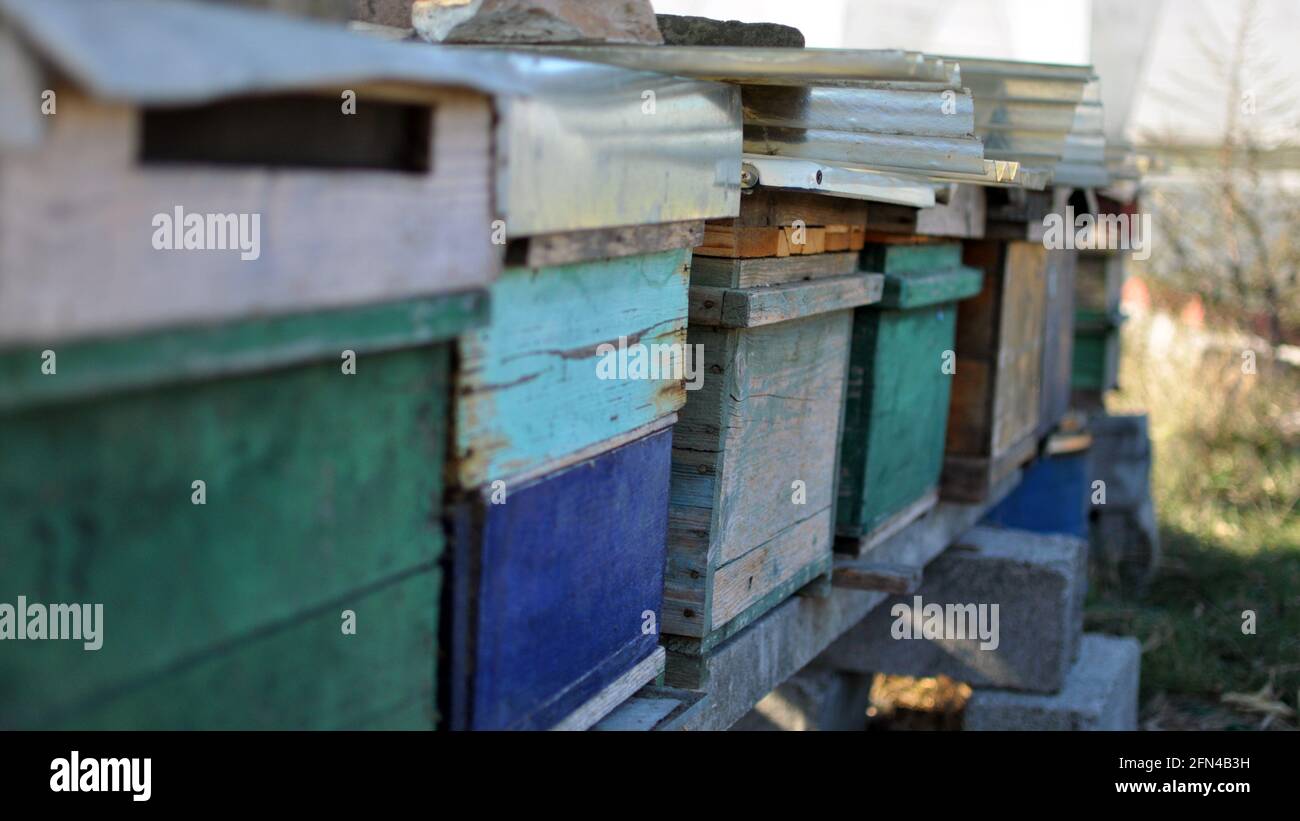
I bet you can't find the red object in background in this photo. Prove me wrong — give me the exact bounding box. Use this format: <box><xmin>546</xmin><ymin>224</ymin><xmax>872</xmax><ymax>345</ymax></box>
<box><xmin>1180</xmin><ymin>294</ymin><xmax>1206</xmax><ymax>328</ymax></box>
<box><xmin>1122</xmin><ymin>276</ymin><xmax>1150</xmax><ymax>313</ymax></box>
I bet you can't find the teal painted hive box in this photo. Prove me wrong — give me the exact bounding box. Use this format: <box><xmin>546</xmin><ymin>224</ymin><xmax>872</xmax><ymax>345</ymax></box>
<box><xmin>662</xmin><ymin>254</ymin><xmax>883</xmax><ymax>687</ymax></box>
<box><xmin>0</xmin><ymin>293</ymin><xmax>486</xmax><ymax>729</ymax></box>
<box><xmin>837</xmin><ymin>243</ymin><xmax>983</xmax><ymax>548</ymax></box>
<box><xmin>451</xmin><ymin>249</ymin><xmax>691</xmax><ymax>490</ymax></box>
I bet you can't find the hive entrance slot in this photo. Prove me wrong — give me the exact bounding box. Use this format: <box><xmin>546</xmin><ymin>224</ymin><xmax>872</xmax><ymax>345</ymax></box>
<box><xmin>140</xmin><ymin>94</ymin><xmax>433</xmax><ymax>173</ymax></box>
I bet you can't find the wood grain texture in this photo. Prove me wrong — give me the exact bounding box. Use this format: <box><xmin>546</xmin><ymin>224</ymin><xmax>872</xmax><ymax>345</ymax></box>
<box><xmin>710</xmin><ymin>508</ymin><xmax>833</xmax><ymax>629</ymax></box>
<box><xmin>831</xmin><ymin>559</ymin><xmax>922</xmax><ymax>594</ymax></box>
<box><xmin>946</xmin><ymin>240</ymin><xmax>1046</xmax><ymax>461</ymax></box>
<box><xmin>733</xmin><ymin>188</ymin><xmax>870</xmax><ymax>228</ymax></box>
<box><xmin>446</xmin><ymin>427</ymin><xmax>671</xmax><ymax>731</ymax></box>
<box><xmin>688</xmin><ymin>274</ymin><xmax>882</xmax><ymax>329</ymax></box>
<box><xmin>551</xmin><ymin>647</ymin><xmax>665</xmax><ymax>731</ymax></box>
<box><xmin>714</xmin><ymin>314</ymin><xmax>852</xmax><ymax>564</ymax></box>
<box><xmin>665</xmin><ymin>305</ymin><xmax>852</xmax><ymax>648</ymax></box>
<box><xmin>990</xmin><ymin>242</ymin><xmax>1047</xmax><ymax>456</ymax></box>
<box><xmin>0</xmin><ymin>345</ymin><xmax>451</xmax><ymax>729</ymax></box>
<box><xmin>1038</xmin><ymin>248</ymin><xmax>1078</xmax><ymax>437</ymax></box>
<box><xmin>0</xmin><ymin>88</ymin><xmax>497</xmax><ymax>346</ymax></box>
<box><xmin>454</xmin><ymin>249</ymin><xmax>689</xmax><ymax>488</ymax></box>
<box><xmin>662</xmin><ymin>472</ymin><xmax>1021</xmax><ymax>700</ymax></box>
<box><xmin>517</xmin><ymin>220</ymin><xmax>704</xmax><ymax>268</ymax></box>
<box><xmin>941</xmin><ymin>429</ymin><xmax>1037</xmax><ymax>502</ymax></box>
<box><xmin>695</xmin><ymin>224</ymin><xmax>840</xmax><ymax>258</ymax></box>
<box><xmin>689</xmin><ymin>251</ymin><xmax>858</xmax><ymax>288</ymax></box>
<box><xmin>916</xmin><ymin>183</ymin><xmax>986</xmax><ymax>239</ymax></box>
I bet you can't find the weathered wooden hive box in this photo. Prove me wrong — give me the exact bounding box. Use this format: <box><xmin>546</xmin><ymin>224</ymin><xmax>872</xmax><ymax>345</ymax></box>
<box><xmin>982</xmin><ymin>430</ymin><xmax>1092</xmax><ymax>539</ymax></box>
<box><xmin>1038</xmin><ymin>247</ymin><xmax>1079</xmax><ymax>436</ymax></box>
<box><xmin>0</xmin><ymin>0</ymin><xmax>500</xmax><ymax>728</ymax></box>
<box><xmin>1073</xmin><ymin>249</ymin><xmax>1125</xmax><ymax>398</ymax></box>
<box><xmin>445</xmin><ymin>249</ymin><xmax>690</xmax><ymax>731</ymax></box>
<box><xmin>943</xmin><ymin>240</ymin><xmax>1048</xmax><ymax>502</ymax></box>
<box><xmin>661</xmin><ymin>194</ymin><xmax>883</xmax><ymax>687</ymax></box>
<box><xmin>442</xmin><ymin>58</ymin><xmax>742</xmax><ymax>729</ymax></box>
<box><xmin>837</xmin><ymin>242</ymin><xmax>983</xmax><ymax>549</ymax></box>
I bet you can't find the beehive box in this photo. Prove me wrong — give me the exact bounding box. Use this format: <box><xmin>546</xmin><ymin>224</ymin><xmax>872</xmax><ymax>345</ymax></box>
<box><xmin>1073</xmin><ymin>250</ymin><xmax>1125</xmax><ymax>396</ymax></box>
<box><xmin>837</xmin><ymin>243</ymin><xmax>984</xmax><ymax>549</ymax></box>
<box><xmin>0</xmin><ymin>0</ymin><xmax>500</xmax><ymax>729</ymax></box>
<box><xmin>445</xmin><ymin>426</ymin><xmax>671</xmax><ymax>731</ymax></box>
<box><xmin>662</xmin><ymin>253</ymin><xmax>883</xmax><ymax>684</ymax></box>
<box><xmin>943</xmin><ymin>240</ymin><xmax>1048</xmax><ymax>502</ymax></box>
<box><xmin>437</xmin><ymin>47</ymin><xmax>740</xmax><ymax>727</ymax></box>
<box><xmin>1038</xmin><ymin>248</ymin><xmax>1078</xmax><ymax>437</ymax></box>
<box><xmin>0</xmin><ymin>17</ymin><xmax>496</xmax><ymax>345</ymax></box>
<box><xmin>446</xmin><ymin>248</ymin><xmax>691</xmax><ymax>727</ymax></box>
<box><xmin>0</xmin><ymin>293</ymin><xmax>484</xmax><ymax>730</ymax></box>
<box><xmin>982</xmin><ymin>432</ymin><xmax>1092</xmax><ymax>539</ymax></box>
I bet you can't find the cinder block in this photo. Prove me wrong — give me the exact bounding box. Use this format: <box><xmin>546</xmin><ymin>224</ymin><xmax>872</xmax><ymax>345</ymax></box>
<box><xmin>819</xmin><ymin>526</ymin><xmax>1087</xmax><ymax>693</ymax></box>
<box><xmin>1088</xmin><ymin>413</ymin><xmax>1152</xmax><ymax>511</ymax></box>
<box><xmin>963</xmin><ymin>634</ymin><xmax>1140</xmax><ymax>730</ymax></box>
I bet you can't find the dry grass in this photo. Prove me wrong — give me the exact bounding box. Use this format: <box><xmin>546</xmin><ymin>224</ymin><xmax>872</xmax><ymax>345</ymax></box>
<box><xmin>1090</xmin><ymin>304</ymin><xmax>1300</xmax><ymax>730</ymax></box>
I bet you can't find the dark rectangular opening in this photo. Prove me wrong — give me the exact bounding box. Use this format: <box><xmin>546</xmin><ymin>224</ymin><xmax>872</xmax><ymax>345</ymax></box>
<box><xmin>140</xmin><ymin>94</ymin><xmax>433</xmax><ymax>173</ymax></box>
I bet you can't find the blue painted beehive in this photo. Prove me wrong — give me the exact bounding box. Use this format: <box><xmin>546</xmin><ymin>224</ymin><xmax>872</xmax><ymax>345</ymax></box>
<box><xmin>982</xmin><ymin>439</ymin><xmax>1091</xmax><ymax>539</ymax></box>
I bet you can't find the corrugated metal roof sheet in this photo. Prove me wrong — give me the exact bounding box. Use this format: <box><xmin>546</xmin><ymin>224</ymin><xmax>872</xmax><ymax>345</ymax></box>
<box><xmin>1055</xmin><ymin>79</ymin><xmax>1110</xmax><ymax>188</ymax></box>
<box><xmin>949</xmin><ymin>55</ymin><xmax>1094</xmax><ymax>183</ymax></box>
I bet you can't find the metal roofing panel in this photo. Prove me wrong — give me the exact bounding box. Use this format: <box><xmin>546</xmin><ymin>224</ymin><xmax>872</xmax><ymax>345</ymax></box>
<box><xmin>1</xmin><ymin>0</ymin><xmax>742</xmax><ymax>235</ymax></box>
<box><xmin>483</xmin><ymin>45</ymin><xmax>959</xmax><ymax>86</ymax></box>
<box><xmin>949</xmin><ymin>55</ymin><xmax>1094</xmax><ymax>181</ymax></box>
<box><xmin>488</xmin><ymin>44</ymin><xmax>993</xmax><ymax>187</ymax></box>
<box><xmin>1055</xmin><ymin>80</ymin><xmax>1110</xmax><ymax>188</ymax></box>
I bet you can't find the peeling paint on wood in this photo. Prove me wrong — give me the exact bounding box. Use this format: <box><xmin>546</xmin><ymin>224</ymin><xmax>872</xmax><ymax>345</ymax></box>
<box><xmin>454</xmin><ymin>249</ymin><xmax>690</xmax><ymax>488</ymax></box>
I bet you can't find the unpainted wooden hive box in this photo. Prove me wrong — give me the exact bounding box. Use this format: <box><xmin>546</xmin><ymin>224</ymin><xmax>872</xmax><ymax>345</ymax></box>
<box><xmin>942</xmin><ymin>240</ymin><xmax>1049</xmax><ymax>503</ymax></box>
<box><xmin>1038</xmin><ymin>247</ymin><xmax>1079</xmax><ymax>437</ymax></box>
<box><xmin>838</xmin><ymin>242</ymin><xmax>983</xmax><ymax>543</ymax></box>
<box><xmin>661</xmin><ymin>252</ymin><xmax>883</xmax><ymax>685</ymax></box>
<box><xmin>0</xmin><ymin>0</ymin><xmax>498</xmax><ymax>729</ymax></box>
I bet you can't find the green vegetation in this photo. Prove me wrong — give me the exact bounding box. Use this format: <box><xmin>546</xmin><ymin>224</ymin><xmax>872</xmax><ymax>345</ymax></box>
<box><xmin>1090</xmin><ymin>311</ymin><xmax>1300</xmax><ymax>729</ymax></box>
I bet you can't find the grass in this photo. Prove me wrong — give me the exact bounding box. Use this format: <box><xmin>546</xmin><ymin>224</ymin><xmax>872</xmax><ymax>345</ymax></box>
<box><xmin>1092</xmin><ymin>308</ymin><xmax>1300</xmax><ymax>730</ymax></box>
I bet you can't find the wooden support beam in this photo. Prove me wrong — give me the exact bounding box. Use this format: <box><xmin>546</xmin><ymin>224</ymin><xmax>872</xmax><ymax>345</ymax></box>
<box><xmin>831</xmin><ymin>560</ymin><xmax>921</xmax><ymax>594</ymax></box>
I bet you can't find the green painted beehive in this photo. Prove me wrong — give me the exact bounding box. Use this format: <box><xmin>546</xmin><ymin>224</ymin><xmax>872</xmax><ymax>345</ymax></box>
<box><xmin>0</xmin><ymin>294</ymin><xmax>484</xmax><ymax>729</ymax></box>
<box><xmin>837</xmin><ymin>243</ymin><xmax>983</xmax><ymax>545</ymax></box>
<box><xmin>1072</xmin><ymin>310</ymin><xmax>1123</xmax><ymax>391</ymax></box>
<box><xmin>1072</xmin><ymin>250</ymin><xmax>1125</xmax><ymax>394</ymax></box>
